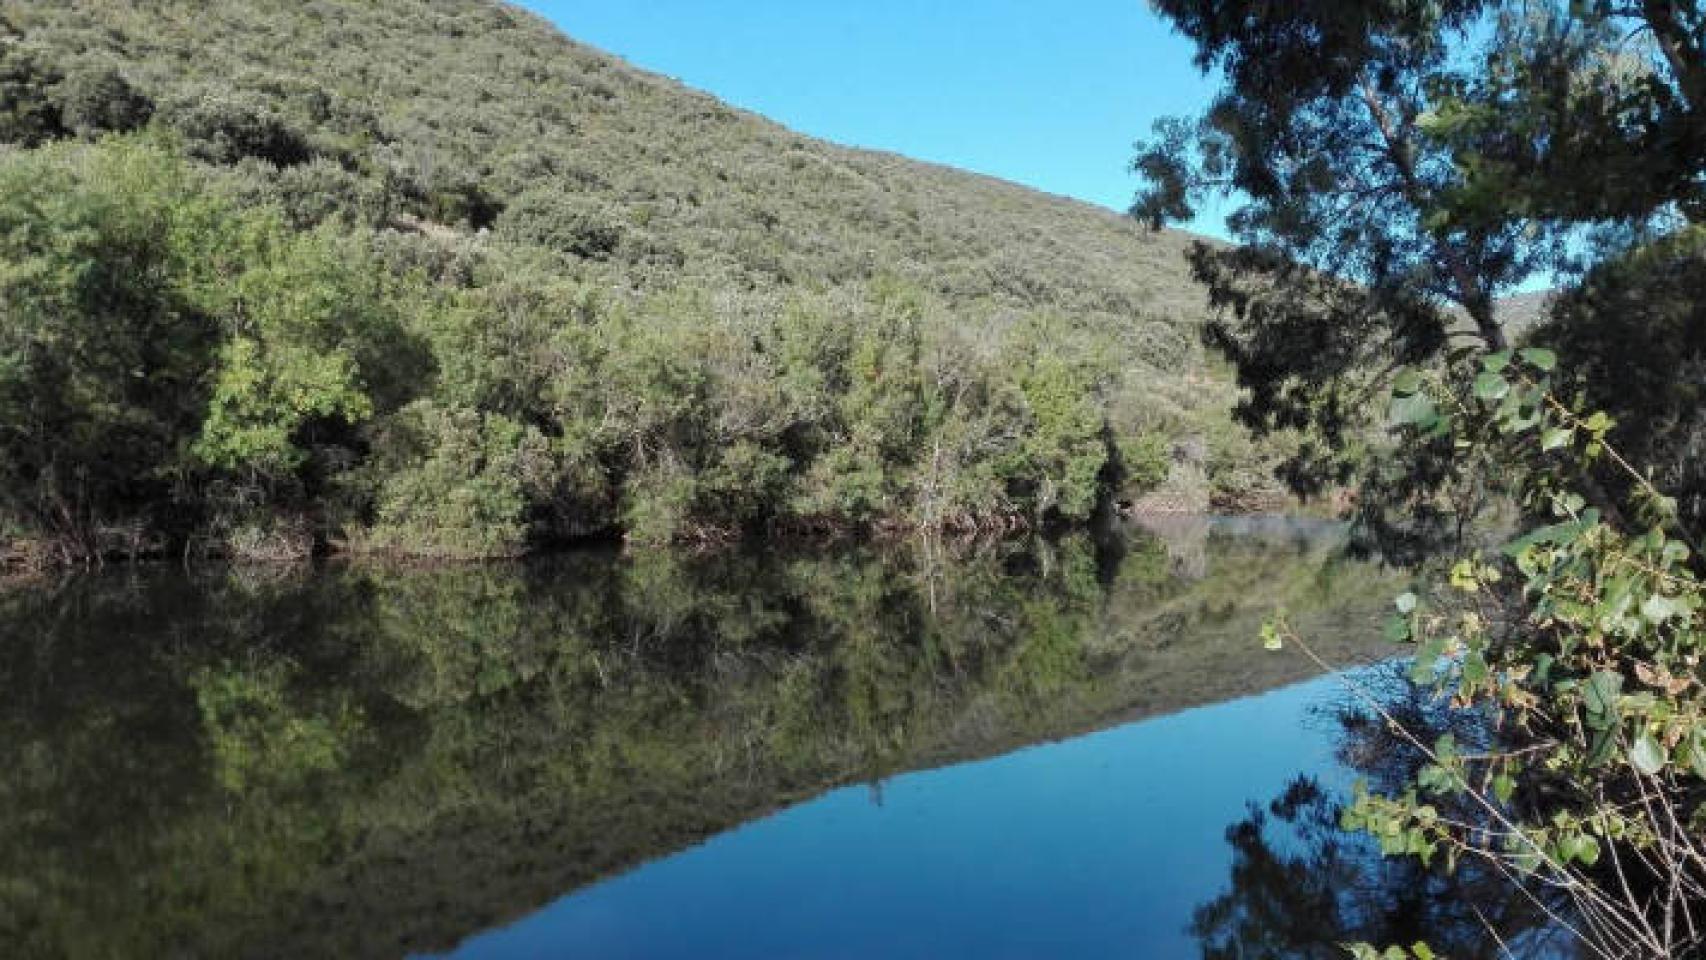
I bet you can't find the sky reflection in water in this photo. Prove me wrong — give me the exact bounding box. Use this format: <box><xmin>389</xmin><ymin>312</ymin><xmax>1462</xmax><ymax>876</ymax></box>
<box><xmin>441</xmin><ymin>672</ymin><xmax>1350</xmax><ymax>960</ymax></box>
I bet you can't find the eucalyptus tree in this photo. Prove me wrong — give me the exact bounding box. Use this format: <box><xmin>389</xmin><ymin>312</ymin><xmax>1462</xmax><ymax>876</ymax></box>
<box><xmin>1133</xmin><ymin>0</ymin><xmax>1705</xmax><ymax>506</ymax></box>
<box><xmin>1138</xmin><ymin>5</ymin><xmax>1706</xmax><ymax>955</ymax></box>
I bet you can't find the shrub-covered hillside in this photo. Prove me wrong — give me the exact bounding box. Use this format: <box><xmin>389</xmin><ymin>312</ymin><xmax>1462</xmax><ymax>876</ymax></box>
<box><xmin>0</xmin><ymin>0</ymin><xmax>1288</xmax><ymax>561</ymax></box>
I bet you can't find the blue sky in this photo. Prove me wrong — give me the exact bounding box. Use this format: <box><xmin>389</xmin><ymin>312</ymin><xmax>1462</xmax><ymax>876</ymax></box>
<box><xmin>519</xmin><ymin>1</ymin><xmax>1229</xmax><ymax>236</ymax></box>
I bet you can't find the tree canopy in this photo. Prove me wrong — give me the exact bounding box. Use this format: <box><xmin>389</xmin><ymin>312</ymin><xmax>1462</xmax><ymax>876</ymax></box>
<box><xmin>1139</xmin><ymin>3</ymin><xmax>1706</xmax><ymax>955</ymax></box>
<box><xmin>1134</xmin><ymin>0</ymin><xmax>1706</xmax><ymax>525</ymax></box>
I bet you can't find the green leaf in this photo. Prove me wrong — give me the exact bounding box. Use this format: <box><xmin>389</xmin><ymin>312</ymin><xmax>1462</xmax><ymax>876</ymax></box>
<box><xmin>1541</xmin><ymin>426</ymin><xmax>1572</xmax><ymax>451</ymax></box>
<box><xmin>1686</xmin><ymin>728</ymin><xmax>1706</xmax><ymax>779</ymax></box>
<box><xmin>1575</xmin><ymin>835</ymin><xmax>1601</xmax><ymax>866</ymax></box>
<box><xmin>1587</xmin><ymin>724</ymin><xmax>1619</xmax><ymax>766</ymax></box>
<box><xmin>1462</xmin><ymin>651</ymin><xmax>1488</xmax><ymax>686</ymax></box>
<box><xmin>1492</xmin><ymin>772</ymin><xmax>1515</xmax><ymax>804</ymax></box>
<box><xmin>1502</xmin><ymin>517</ymin><xmax>1594</xmax><ymax>557</ymax></box>
<box><xmin>1384</xmin><ymin>614</ymin><xmax>1413</xmax><ymax>644</ymax></box>
<box><xmin>1410</xmin><ymin>636</ymin><xmax>1446</xmax><ymax>681</ymax></box>
<box><xmin>1448</xmin><ymin>560</ymin><xmax>1477</xmax><ymax>592</ymax></box>
<box><xmin>1642</xmin><ymin>593</ymin><xmax>1686</xmax><ymax>625</ymax></box>
<box><xmin>1630</xmin><ymin>734</ymin><xmax>1666</xmax><ymax>775</ymax></box>
<box><xmin>1519</xmin><ymin>346</ymin><xmax>1557</xmax><ymax>371</ymax></box>
<box><xmin>1473</xmin><ymin>371</ymin><xmax>1509</xmax><ymax>401</ymax></box>
<box><xmin>1481</xmin><ymin>350</ymin><xmax>1513</xmax><ymax>373</ymax></box>
<box><xmin>1388</xmin><ymin>391</ymin><xmax>1437</xmax><ymax>427</ymax></box>
<box><xmin>1584</xmin><ymin>670</ymin><xmax>1623</xmax><ymax>717</ymax></box>
<box><xmin>1435</xmin><ymin>733</ymin><xmax>1458</xmax><ymax>762</ymax></box>
<box><xmin>1391</xmin><ymin>368</ymin><xmax>1422</xmax><ymax>396</ymax></box>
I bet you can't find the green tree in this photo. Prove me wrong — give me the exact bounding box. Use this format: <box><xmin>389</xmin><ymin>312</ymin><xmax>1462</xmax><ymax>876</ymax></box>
<box><xmin>1133</xmin><ymin>0</ymin><xmax>1706</xmax><ymax>515</ymax></box>
<box><xmin>194</xmin><ymin>223</ymin><xmax>421</xmax><ymax>483</ymax></box>
<box><xmin>1138</xmin><ymin>3</ymin><xmax>1706</xmax><ymax>955</ymax></box>
<box><xmin>1536</xmin><ymin>227</ymin><xmax>1706</xmax><ymax>530</ymax></box>
<box><xmin>0</xmin><ymin>139</ymin><xmax>224</xmax><ymax>556</ymax></box>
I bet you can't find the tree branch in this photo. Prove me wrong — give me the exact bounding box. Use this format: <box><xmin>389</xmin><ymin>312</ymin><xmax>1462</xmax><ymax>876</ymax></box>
<box><xmin>1357</xmin><ymin>79</ymin><xmax>1508</xmax><ymax>351</ymax></box>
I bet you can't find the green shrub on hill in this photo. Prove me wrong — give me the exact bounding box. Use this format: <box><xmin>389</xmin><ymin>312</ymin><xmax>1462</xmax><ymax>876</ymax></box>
<box><xmin>0</xmin><ymin>0</ymin><xmax>1300</xmax><ymax>559</ymax></box>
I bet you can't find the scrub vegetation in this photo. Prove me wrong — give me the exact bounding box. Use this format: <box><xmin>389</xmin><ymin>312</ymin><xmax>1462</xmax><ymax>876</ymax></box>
<box><xmin>0</xmin><ymin>0</ymin><xmax>1292</xmax><ymax>563</ymax></box>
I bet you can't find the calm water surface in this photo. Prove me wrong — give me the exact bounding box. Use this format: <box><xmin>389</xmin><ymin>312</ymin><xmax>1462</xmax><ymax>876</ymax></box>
<box><xmin>0</xmin><ymin>518</ymin><xmax>1564</xmax><ymax>958</ymax></box>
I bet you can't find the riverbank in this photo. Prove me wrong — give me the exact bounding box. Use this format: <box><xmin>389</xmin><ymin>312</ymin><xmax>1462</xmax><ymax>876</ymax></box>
<box><xmin>0</xmin><ymin>491</ymin><xmax>1351</xmax><ymax>572</ymax></box>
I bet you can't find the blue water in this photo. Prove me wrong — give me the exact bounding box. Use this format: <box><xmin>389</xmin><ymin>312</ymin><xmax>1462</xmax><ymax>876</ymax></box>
<box><xmin>10</xmin><ymin>525</ymin><xmax>1487</xmax><ymax>958</ymax></box>
<box><xmin>438</xmin><ymin>673</ymin><xmax>1352</xmax><ymax>960</ymax></box>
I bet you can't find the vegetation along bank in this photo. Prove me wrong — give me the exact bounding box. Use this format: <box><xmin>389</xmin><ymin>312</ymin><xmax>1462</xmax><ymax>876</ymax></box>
<box><xmin>0</xmin><ymin>0</ymin><xmax>1299</xmax><ymax>565</ymax></box>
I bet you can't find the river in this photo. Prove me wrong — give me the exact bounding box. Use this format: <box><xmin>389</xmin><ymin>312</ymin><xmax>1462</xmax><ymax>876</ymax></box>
<box><xmin>0</xmin><ymin>518</ymin><xmax>1570</xmax><ymax>958</ymax></box>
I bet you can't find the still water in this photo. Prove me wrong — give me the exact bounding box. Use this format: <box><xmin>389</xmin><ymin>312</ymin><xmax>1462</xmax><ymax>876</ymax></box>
<box><xmin>0</xmin><ymin>518</ymin><xmax>1560</xmax><ymax>958</ymax></box>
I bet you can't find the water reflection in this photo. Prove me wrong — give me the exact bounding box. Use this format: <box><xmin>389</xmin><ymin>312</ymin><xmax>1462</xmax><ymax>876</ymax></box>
<box><xmin>1191</xmin><ymin>665</ymin><xmax>1582</xmax><ymax>960</ymax></box>
<box><xmin>444</xmin><ymin>673</ymin><xmax>1362</xmax><ymax>960</ymax></box>
<box><xmin>1</xmin><ymin>523</ymin><xmax>1399</xmax><ymax>959</ymax></box>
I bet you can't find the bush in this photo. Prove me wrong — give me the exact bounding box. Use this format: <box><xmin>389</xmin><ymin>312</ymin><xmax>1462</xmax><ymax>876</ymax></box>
<box><xmin>163</xmin><ymin>90</ymin><xmax>313</xmax><ymax>167</ymax></box>
<box><xmin>268</xmin><ymin>157</ymin><xmax>395</xmax><ymax>228</ymax></box>
<box><xmin>54</xmin><ymin>65</ymin><xmax>153</xmax><ymax>137</ymax></box>
<box><xmin>194</xmin><ymin>223</ymin><xmax>425</xmax><ymax>490</ymax></box>
<box><xmin>0</xmin><ymin>42</ymin><xmax>64</xmax><ymax>146</ymax></box>
<box><xmin>1008</xmin><ymin>354</ymin><xmax>1109</xmax><ymax>521</ymax></box>
<box><xmin>496</xmin><ymin>187</ymin><xmax>625</xmax><ymax>259</ymax></box>
<box><xmin>1113</xmin><ymin>432</ymin><xmax>1171</xmax><ymax>500</ymax></box>
<box><xmin>0</xmin><ymin>139</ymin><xmax>224</xmax><ymax>553</ymax></box>
<box><xmin>365</xmin><ymin>402</ymin><xmax>554</xmax><ymax>559</ymax></box>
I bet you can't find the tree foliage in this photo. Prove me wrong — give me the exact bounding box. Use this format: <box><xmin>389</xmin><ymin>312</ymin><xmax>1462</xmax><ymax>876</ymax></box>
<box><xmin>1264</xmin><ymin>351</ymin><xmax>1706</xmax><ymax>957</ymax></box>
<box><xmin>1134</xmin><ymin>0</ymin><xmax>1706</xmax><ymax>525</ymax></box>
<box><xmin>0</xmin><ymin>0</ymin><xmax>1306</xmax><ymax>560</ymax></box>
<box><xmin>1139</xmin><ymin>2</ymin><xmax>1706</xmax><ymax>954</ymax></box>
<box><xmin>0</xmin><ymin>139</ymin><xmax>222</xmax><ymax>556</ymax></box>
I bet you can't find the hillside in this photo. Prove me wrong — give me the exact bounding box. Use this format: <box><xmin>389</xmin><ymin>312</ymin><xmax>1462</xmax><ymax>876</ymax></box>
<box><xmin>0</xmin><ymin>0</ymin><xmax>1288</xmax><ymax>560</ymax></box>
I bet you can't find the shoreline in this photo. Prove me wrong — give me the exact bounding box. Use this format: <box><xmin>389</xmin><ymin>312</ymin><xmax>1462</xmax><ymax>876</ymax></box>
<box><xmin>0</xmin><ymin>498</ymin><xmax>1346</xmax><ymax>574</ymax></box>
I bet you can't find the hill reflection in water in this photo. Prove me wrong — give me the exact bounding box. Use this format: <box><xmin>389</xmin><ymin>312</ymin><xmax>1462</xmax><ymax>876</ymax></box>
<box><xmin>2</xmin><ymin>520</ymin><xmax>1405</xmax><ymax>958</ymax></box>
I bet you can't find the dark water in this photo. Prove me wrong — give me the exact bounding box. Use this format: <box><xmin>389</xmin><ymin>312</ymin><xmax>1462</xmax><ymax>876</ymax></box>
<box><xmin>0</xmin><ymin>519</ymin><xmax>1565</xmax><ymax>958</ymax></box>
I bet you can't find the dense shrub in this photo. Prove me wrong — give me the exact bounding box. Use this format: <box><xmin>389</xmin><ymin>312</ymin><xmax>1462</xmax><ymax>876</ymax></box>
<box><xmin>0</xmin><ymin>139</ymin><xmax>224</xmax><ymax>555</ymax></box>
<box><xmin>364</xmin><ymin>402</ymin><xmax>553</xmax><ymax>559</ymax></box>
<box><xmin>0</xmin><ymin>1</ymin><xmax>1286</xmax><ymax>559</ymax></box>
<box><xmin>496</xmin><ymin>187</ymin><xmax>625</xmax><ymax>259</ymax></box>
<box><xmin>163</xmin><ymin>90</ymin><xmax>313</xmax><ymax>167</ymax></box>
<box><xmin>0</xmin><ymin>41</ymin><xmax>63</xmax><ymax>145</ymax></box>
<box><xmin>266</xmin><ymin>157</ymin><xmax>396</xmax><ymax>229</ymax></box>
<box><xmin>193</xmin><ymin>222</ymin><xmax>426</xmax><ymax>494</ymax></box>
<box><xmin>54</xmin><ymin>65</ymin><xmax>153</xmax><ymax>137</ymax></box>
<box><xmin>0</xmin><ymin>133</ymin><xmax>1180</xmax><ymax>557</ymax></box>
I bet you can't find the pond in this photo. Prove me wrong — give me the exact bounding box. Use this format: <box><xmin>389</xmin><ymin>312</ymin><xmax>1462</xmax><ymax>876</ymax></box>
<box><xmin>0</xmin><ymin>518</ymin><xmax>1571</xmax><ymax>958</ymax></box>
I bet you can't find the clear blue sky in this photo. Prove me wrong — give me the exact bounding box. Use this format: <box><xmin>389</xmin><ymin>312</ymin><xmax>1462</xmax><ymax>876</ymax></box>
<box><xmin>518</xmin><ymin>0</ymin><xmax>1229</xmax><ymax>237</ymax></box>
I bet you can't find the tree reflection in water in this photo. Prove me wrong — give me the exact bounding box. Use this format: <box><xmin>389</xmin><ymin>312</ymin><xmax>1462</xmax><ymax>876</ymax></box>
<box><xmin>0</xmin><ymin>523</ymin><xmax>1399</xmax><ymax>959</ymax></box>
<box><xmin>1193</xmin><ymin>664</ymin><xmax>1583</xmax><ymax>959</ymax></box>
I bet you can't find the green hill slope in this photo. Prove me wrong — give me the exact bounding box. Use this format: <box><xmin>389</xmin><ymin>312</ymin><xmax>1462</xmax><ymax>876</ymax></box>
<box><xmin>0</xmin><ymin>0</ymin><xmax>1288</xmax><ymax>559</ymax></box>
